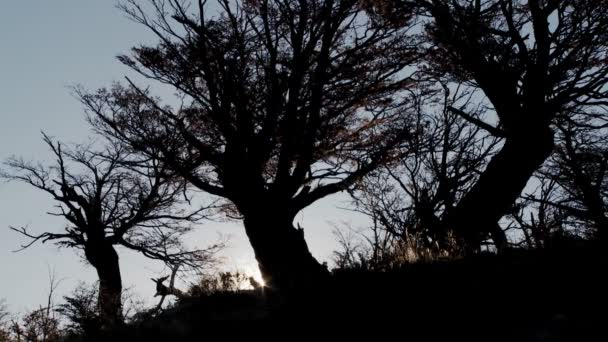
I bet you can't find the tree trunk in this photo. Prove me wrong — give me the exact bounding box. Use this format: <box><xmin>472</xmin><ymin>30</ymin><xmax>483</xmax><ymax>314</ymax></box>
<box><xmin>448</xmin><ymin>123</ymin><xmax>555</xmax><ymax>252</ymax></box>
<box><xmin>580</xmin><ymin>185</ymin><xmax>608</xmax><ymax>241</ymax></box>
<box><xmin>85</xmin><ymin>241</ymin><xmax>123</xmax><ymax>329</ymax></box>
<box><xmin>242</xmin><ymin>209</ymin><xmax>329</xmax><ymax>291</ymax></box>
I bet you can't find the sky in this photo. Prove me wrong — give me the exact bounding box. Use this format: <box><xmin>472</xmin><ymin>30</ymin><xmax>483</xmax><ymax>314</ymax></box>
<box><xmin>0</xmin><ymin>1</ymin><xmax>364</xmax><ymax>314</ymax></box>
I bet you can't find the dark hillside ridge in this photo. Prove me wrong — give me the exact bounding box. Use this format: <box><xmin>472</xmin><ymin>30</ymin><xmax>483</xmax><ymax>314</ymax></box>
<box><xmin>77</xmin><ymin>242</ymin><xmax>607</xmax><ymax>341</ymax></box>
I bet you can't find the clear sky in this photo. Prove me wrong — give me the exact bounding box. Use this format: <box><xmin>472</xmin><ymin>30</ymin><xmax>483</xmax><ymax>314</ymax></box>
<box><xmin>0</xmin><ymin>1</ymin><xmax>363</xmax><ymax>314</ymax></box>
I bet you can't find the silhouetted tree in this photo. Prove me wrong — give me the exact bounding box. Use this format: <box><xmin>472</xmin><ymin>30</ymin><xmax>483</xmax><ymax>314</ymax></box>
<box><xmin>57</xmin><ymin>281</ymin><xmax>148</xmax><ymax>337</ymax></box>
<box><xmin>332</xmin><ymin>226</ymin><xmax>373</xmax><ymax>270</ymax></box>
<box><xmin>350</xmin><ymin>81</ymin><xmax>500</xmax><ymax>254</ymax></box>
<box><xmin>509</xmin><ymin>177</ymin><xmax>566</xmax><ymax>248</ymax></box>
<box><xmin>56</xmin><ymin>283</ymin><xmax>101</xmax><ymax>337</ymax></box>
<box><xmin>9</xmin><ymin>309</ymin><xmax>61</xmax><ymax>342</ymax></box>
<box><xmin>1</xmin><ymin>134</ymin><xmax>222</xmax><ymax>328</ymax></box>
<box><xmin>517</xmin><ymin>116</ymin><xmax>608</xmax><ymax>243</ymax></box>
<box><xmin>551</xmin><ymin>123</ymin><xmax>607</xmax><ymax>238</ymax></box>
<box><xmin>331</xmin><ymin>222</ymin><xmax>406</xmax><ymax>270</ymax></box>
<box><xmin>187</xmin><ymin>271</ymin><xmax>251</xmax><ymax>296</ymax></box>
<box><xmin>0</xmin><ymin>300</ymin><xmax>9</xmax><ymax>342</ymax></box>
<box><xmin>368</xmin><ymin>0</ymin><xmax>608</xmax><ymax>251</ymax></box>
<box><xmin>84</xmin><ymin>0</ymin><xmax>420</xmax><ymax>289</ymax></box>
<box><xmin>7</xmin><ymin>270</ymin><xmax>62</xmax><ymax>342</ymax></box>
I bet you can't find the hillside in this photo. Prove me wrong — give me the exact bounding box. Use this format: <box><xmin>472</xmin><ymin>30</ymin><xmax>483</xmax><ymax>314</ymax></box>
<box><xmin>79</xmin><ymin>242</ymin><xmax>608</xmax><ymax>341</ymax></box>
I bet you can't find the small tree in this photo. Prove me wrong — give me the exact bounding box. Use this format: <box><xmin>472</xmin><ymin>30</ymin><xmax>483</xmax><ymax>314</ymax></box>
<box><xmin>509</xmin><ymin>178</ymin><xmax>566</xmax><ymax>248</ymax></box>
<box><xmin>10</xmin><ymin>309</ymin><xmax>61</xmax><ymax>342</ymax></box>
<box><xmin>0</xmin><ymin>299</ymin><xmax>10</xmax><ymax>342</ymax></box>
<box><xmin>55</xmin><ymin>283</ymin><xmax>101</xmax><ymax>337</ymax></box>
<box><xmin>2</xmin><ymin>134</ymin><xmax>222</xmax><ymax>328</ymax></box>
<box><xmin>57</xmin><ymin>281</ymin><xmax>150</xmax><ymax>337</ymax></box>
<box><xmin>8</xmin><ymin>270</ymin><xmax>63</xmax><ymax>342</ymax></box>
<box><xmin>187</xmin><ymin>271</ymin><xmax>251</xmax><ymax>296</ymax></box>
<box><xmin>85</xmin><ymin>0</ymin><xmax>420</xmax><ymax>289</ymax></box>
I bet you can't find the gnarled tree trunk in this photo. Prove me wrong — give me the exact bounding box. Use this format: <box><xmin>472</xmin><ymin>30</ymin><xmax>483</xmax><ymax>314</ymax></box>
<box><xmin>241</xmin><ymin>206</ymin><xmax>329</xmax><ymax>291</ymax></box>
<box><xmin>85</xmin><ymin>241</ymin><xmax>123</xmax><ymax>328</ymax></box>
<box><xmin>449</xmin><ymin>123</ymin><xmax>555</xmax><ymax>252</ymax></box>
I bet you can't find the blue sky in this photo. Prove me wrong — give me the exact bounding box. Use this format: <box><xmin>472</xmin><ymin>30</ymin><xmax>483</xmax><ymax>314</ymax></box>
<box><xmin>0</xmin><ymin>1</ymin><xmax>362</xmax><ymax>314</ymax></box>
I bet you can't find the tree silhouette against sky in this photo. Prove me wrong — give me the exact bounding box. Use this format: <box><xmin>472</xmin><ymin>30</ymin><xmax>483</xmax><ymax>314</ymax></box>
<box><xmin>84</xmin><ymin>0</ymin><xmax>421</xmax><ymax>289</ymax></box>
<box><xmin>369</xmin><ymin>0</ymin><xmax>608</xmax><ymax>251</ymax></box>
<box><xmin>2</xmin><ymin>134</ymin><xmax>221</xmax><ymax>328</ymax></box>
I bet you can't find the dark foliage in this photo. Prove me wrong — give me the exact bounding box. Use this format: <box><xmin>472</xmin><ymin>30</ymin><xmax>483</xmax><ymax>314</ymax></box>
<box><xmin>84</xmin><ymin>0</ymin><xmax>422</xmax><ymax>289</ymax></box>
<box><xmin>2</xmin><ymin>135</ymin><xmax>222</xmax><ymax>328</ymax></box>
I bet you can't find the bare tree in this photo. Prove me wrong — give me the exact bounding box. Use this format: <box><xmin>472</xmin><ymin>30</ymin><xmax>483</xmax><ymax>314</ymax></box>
<box><xmin>509</xmin><ymin>178</ymin><xmax>561</xmax><ymax>248</ymax></box>
<box><xmin>84</xmin><ymin>0</ymin><xmax>420</xmax><ymax>289</ymax></box>
<box><xmin>350</xmin><ymin>81</ymin><xmax>500</xmax><ymax>255</ymax></box>
<box><xmin>516</xmin><ymin>114</ymin><xmax>608</xmax><ymax>244</ymax></box>
<box><xmin>0</xmin><ymin>300</ymin><xmax>7</xmax><ymax>327</ymax></box>
<box><xmin>332</xmin><ymin>226</ymin><xmax>372</xmax><ymax>270</ymax></box>
<box><xmin>0</xmin><ymin>299</ymin><xmax>10</xmax><ymax>342</ymax></box>
<box><xmin>547</xmin><ymin>122</ymin><xmax>608</xmax><ymax>238</ymax></box>
<box><xmin>8</xmin><ymin>268</ymin><xmax>63</xmax><ymax>342</ymax></box>
<box><xmin>2</xmin><ymin>134</ymin><xmax>223</xmax><ymax>328</ymax></box>
<box><xmin>368</xmin><ymin>0</ymin><xmax>608</xmax><ymax>251</ymax></box>
<box><xmin>56</xmin><ymin>283</ymin><xmax>100</xmax><ymax>337</ymax></box>
<box><xmin>187</xmin><ymin>271</ymin><xmax>251</xmax><ymax>296</ymax></box>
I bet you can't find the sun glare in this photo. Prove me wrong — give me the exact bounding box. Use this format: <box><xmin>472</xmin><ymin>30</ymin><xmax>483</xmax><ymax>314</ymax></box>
<box><xmin>242</xmin><ymin>263</ymin><xmax>265</xmax><ymax>289</ymax></box>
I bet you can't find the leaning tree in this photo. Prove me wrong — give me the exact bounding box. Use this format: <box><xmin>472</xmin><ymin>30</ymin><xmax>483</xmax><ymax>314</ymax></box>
<box><xmin>350</xmin><ymin>80</ymin><xmax>500</xmax><ymax>256</ymax></box>
<box><xmin>521</xmin><ymin>114</ymin><xmax>608</xmax><ymax>243</ymax></box>
<box><xmin>2</xmin><ymin>134</ymin><xmax>222</xmax><ymax>328</ymax></box>
<box><xmin>84</xmin><ymin>0</ymin><xmax>420</xmax><ymax>289</ymax></box>
<box><xmin>369</xmin><ymin>0</ymin><xmax>608</xmax><ymax>251</ymax></box>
